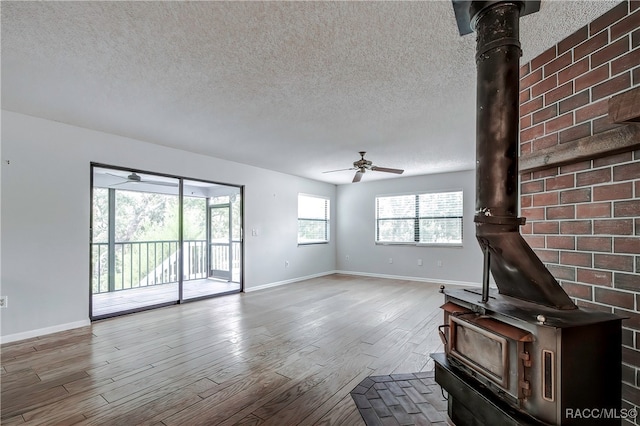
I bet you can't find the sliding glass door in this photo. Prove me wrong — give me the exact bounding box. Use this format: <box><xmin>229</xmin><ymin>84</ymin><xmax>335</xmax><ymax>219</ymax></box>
<box><xmin>91</xmin><ymin>166</ymin><xmax>243</xmax><ymax>319</ymax></box>
<box><xmin>182</xmin><ymin>181</ymin><xmax>241</xmax><ymax>301</ymax></box>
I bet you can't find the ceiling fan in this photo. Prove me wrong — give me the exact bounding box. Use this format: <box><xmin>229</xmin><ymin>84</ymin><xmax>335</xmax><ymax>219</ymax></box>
<box><xmin>323</xmin><ymin>151</ymin><xmax>404</xmax><ymax>183</ymax></box>
<box><xmin>106</xmin><ymin>172</ymin><xmax>178</xmax><ymax>187</ymax></box>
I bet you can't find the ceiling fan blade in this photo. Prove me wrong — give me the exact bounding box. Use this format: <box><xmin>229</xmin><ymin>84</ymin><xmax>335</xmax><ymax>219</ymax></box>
<box><xmin>144</xmin><ymin>180</ymin><xmax>179</xmax><ymax>187</ymax></box>
<box><xmin>322</xmin><ymin>167</ymin><xmax>357</xmax><ymax>174</ymax></box>
<box><xmin>105</xmin><ymin>172</ymin><xmax>128</xmax><ymax>180</ymax></box>
<box><xmin>371</xmin><ymin>166</ymin><xmax>404</xmax><ymax>174</ymax></box>
<box><xmin>353</xmin><ymin>171</ymin><xmax>364</xmax><ymax>183</ymax></box>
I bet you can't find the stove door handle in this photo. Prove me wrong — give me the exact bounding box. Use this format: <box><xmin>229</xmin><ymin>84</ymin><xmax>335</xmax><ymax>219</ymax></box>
<box><xmin>438</xmin><ymin>324</ymin><xmax>449</xmax><ymax>347</ymax></box>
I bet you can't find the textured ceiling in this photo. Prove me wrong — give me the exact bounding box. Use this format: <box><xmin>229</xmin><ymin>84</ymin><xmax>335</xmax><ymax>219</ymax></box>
<box><xmin>1</xmin><ymin>1</ymin><xmax>617</xmax><ymax>184</ymax></box>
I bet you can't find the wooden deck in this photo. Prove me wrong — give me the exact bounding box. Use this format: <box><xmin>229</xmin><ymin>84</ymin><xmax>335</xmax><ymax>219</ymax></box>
<box><xmin>92</xmin><ymin>279</ymin><xmax>241</xmax><ymax>317</ymax></box>
<box><xmin>2</xmin><ymin>274</ymin><xmax>460</xmax><ymax>425</ymax></box>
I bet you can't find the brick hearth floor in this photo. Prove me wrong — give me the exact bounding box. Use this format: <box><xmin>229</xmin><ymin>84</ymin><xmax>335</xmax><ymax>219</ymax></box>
<box><xmin>350</xmin><ymin>371</ymin><xmax>448</xmax><ymax>425</ymax></box>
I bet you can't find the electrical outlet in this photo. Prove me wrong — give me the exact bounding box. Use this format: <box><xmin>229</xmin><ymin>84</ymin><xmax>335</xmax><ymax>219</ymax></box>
<box><xmin>285</xmin><ymin>260</ymin><xmax>289</xmax><ymax>268</ymax></box>
<box><xmin>388</xmin><ymin>258</ymin><xmax>393</xmax><ymax>264</ymax></box>
<box><xmin>345</xmin><ymin>255</ymin><xmax>350</xmax><ymax>261</ymax></box>
<box><xmin>0</xmin><ymin>296</ymin><xmax>7</xmax><ymax>308</ymax></box>
<box><xmin>251</xmin><ymin>228</ymin><xmax>258</xmax><ymax>236</ymax></box>
<box><xmin>437</xmin><ymin>260</ymin><xmax>443</xmax><ymax>267</ymax></box>
<box><xmin>417</xmin><ymin>259</ymin><xmax>423</xmax><ymax>266</ymax></box>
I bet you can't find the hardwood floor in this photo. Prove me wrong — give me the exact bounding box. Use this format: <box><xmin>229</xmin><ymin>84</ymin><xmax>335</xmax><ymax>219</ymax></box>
<box><xmin>1</xmin><ymin>274</ymin><xmax>461</xmax><ymax>425</ymax></box>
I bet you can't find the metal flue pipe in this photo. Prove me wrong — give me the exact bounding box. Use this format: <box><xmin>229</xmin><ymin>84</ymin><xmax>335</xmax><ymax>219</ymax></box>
<box><xmin>457</xmin><ymin>1</ymin><xmax>576</xmax><ymax>310</ymax></box>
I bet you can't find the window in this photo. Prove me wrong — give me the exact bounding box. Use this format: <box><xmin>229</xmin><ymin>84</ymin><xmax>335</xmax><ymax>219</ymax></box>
<box><xmin>298</xmin><ymin>194</ymin><xmax>330</xmax><ymax>244</ymax></box>
<box><xmin>375</xmin><ymin>191</ymin><xmax>463</xmax><ymax>245</ymax></box>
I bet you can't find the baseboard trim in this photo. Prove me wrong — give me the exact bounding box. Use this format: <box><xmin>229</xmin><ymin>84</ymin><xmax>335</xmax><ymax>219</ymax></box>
<box><xmin>335</xmin><ymin>270</ymin><xmax>480</xmax><ymax>288</ymax></box>
<box><xmin>1</xmin><ymin>319</ymin><xmax>91</xmax><ymax>345</ymax></box>
<box><xmin>245</xmin><ymin>271</ymin><xmax>338</xmax><ymax>293</ymax></box>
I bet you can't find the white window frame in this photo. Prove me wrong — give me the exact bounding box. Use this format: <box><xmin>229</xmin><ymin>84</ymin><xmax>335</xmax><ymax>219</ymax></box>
<box><xmin>297</xmin><ymin>194</ymin><xmax>330</xmax><ymax>245</ymax></box>
<box><xmin>375</xmin><ymin>190</ymin><xmax>463</xmax><ymax>246</ymax></box>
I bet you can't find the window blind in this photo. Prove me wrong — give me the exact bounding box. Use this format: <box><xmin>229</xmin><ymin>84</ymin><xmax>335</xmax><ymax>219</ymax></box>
<box><xmin>376</xmin><ymin>191</ymin><xmax>463</xmax><ymax>244</ymax></box>
<box><xmin>298</xmin><ymin>194</ymin><xmax>330</xmax><ymax>244</ymax></box>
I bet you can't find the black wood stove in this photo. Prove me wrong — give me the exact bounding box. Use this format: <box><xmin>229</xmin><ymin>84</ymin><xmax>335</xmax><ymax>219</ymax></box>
<box><xmin>431</xmin><ymin>2</ymin><xmax>623</xmax><ymax>425</ymax></box>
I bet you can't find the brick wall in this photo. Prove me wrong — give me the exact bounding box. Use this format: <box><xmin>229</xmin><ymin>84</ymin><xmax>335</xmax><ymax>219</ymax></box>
<box><xmin>519</xmin><ymin>1</ymin><xmax>640</xmax><ymax>423</ymax></box>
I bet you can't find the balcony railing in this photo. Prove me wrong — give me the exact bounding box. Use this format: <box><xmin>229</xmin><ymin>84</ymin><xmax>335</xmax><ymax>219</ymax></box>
<box><xmin>91</xmin><ymin>239</ymin><xmax>240</xmax><ymax>294</ymax></box>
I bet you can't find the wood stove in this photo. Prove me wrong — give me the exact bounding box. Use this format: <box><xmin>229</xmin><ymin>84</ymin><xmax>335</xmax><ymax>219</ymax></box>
<box><xmin>431</xmin><ymin>2</ymin><xmax>623</xmax><ymax>425</ymax></box>
<box><xmin>435</xmin><ymin>289</ymin><xmax>622</xmax><ymax>425</ymax></box>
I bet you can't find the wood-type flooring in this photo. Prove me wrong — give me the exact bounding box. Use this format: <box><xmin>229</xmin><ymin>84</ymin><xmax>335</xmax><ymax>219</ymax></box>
<box><xmin>1</xmin><ymin>274</ymin><xmax>459</xmax><ymax>425</ymax></box>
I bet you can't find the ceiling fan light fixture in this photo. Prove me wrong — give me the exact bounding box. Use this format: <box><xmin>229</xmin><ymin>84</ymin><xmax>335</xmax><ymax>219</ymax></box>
<box><xmin>127</xmin><ymin>173</ymin><xmax>142</xmax><ymax>182</ymax></box>
<box><xmin>323</xmin><ymin>151</ymin><xmax>404</xmax><ymax>183</ymax></box>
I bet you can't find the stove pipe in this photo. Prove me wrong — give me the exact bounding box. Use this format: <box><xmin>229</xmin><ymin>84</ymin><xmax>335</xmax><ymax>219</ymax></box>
<box><xmin>455</xmin><ymin>1</ymin><xmax>577</xmax><ymax>310</ymax></box>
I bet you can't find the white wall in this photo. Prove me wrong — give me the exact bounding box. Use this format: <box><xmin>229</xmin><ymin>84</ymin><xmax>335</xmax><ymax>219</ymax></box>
<box><xmin>0</xmin><ymin>111</ymin><xmax>336</xmax><ymax>340</ymax></box>
<box><xmin>0</xmin><ymin>111</ymin><xmax>482</xmax><ymax>342</ymax></box>
<box><xmin>336</xmin><ymin>170</ymin><xmax>483</xmax><ymax>286</ymax></box>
